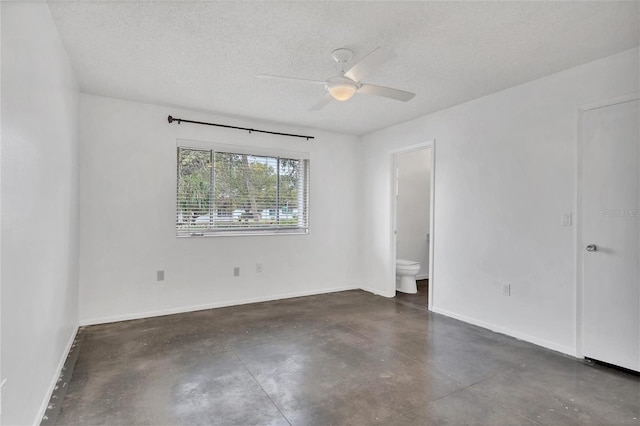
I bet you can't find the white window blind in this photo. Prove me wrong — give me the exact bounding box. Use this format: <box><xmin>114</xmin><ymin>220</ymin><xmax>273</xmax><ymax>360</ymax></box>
<box><xmin>176</xmin><ymin>146</ymin><xmax>309</xmax><ymax>236</ymax></box>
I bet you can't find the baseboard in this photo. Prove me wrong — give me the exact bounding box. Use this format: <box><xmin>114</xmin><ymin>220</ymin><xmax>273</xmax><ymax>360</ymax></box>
<box><xmin>35</xmin><ymin>325</ymin><xmax>79</xmax><ymax>425</ymax></box>
<box><xmin>80</xmin><ymin>285</ymin><xmax>360</xmax><ymax>326</ymax></box>
<box><xmin>416</xmin><ymin>274</ymin><xmax>429</xmax><ymax>280</ymax></box>
<box><xmin>360</xmin><ymin>285</ymin><xmax>395</xmax><ymax>298</ymax></box>
<box><xmin>430</xmin><ymin>306</ymin><xmax>577</xmax><ymax>357</ymax></box>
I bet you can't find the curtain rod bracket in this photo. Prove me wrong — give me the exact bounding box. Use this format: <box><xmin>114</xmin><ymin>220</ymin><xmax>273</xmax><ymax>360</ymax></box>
<box><xmin>168</xmin><ymin>115</ymin><xmax>183</xmax><ymax>124</ymax></box>
<box><xmin>167</xmin><ymin>115</ymin><xmax>314</xmax><ymax>140</ymax></box>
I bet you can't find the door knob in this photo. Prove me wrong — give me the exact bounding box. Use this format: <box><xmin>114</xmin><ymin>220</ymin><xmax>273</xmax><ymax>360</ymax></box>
<box><xmin>586</xmin><ymin>244</ymin><xmax>597</xmax><ymax>252</ymax></box>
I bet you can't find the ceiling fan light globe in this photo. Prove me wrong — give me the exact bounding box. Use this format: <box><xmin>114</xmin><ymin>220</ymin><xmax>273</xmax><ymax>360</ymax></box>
<box><xmin>328</xmin><ymin>83</ymin><xmax>357</xmax><ymax>101</ymax></box>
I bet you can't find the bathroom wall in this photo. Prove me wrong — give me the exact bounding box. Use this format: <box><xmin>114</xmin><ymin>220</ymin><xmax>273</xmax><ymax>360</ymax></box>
<box><xmin>359</xmin><ymin>48</ymin><xmax>639</xmax><ymax>355</ymax></box>
<box><xmin>396</xmin><ymin>148</ymin><xmax>431</xmax><ymax>278</ymax></box>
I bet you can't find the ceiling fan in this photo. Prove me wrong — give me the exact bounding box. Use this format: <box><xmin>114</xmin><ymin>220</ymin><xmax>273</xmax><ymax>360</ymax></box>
<box><xmin>257</xmin><ymin>47</ymin><xmax>416</xmax><ymax>111</ymax></box>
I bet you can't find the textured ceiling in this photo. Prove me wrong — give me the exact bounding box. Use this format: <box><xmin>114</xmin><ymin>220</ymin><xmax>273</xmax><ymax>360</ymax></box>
<box><xmin>47</xmin><ymin>1</ymin><xmax>639</xmax><ymax>136</ymax></box>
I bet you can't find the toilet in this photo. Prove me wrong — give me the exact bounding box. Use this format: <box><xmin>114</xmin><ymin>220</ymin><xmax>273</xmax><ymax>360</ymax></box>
<box><xmin>396</xmin><ymin>259</ymin><xmax>421</xmax><ymax>293</ymax></box>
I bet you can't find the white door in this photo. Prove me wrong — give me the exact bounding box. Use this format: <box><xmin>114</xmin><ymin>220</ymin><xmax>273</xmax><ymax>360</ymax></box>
<box><xmin>582</xmin><ymin>99</ymin><xmax>639</xmax><ymax>372</ymax></box>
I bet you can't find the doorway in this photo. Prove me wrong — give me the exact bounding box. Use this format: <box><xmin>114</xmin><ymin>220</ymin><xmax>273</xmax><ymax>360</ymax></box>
<box><xmin>578</xmin><ymin>95</ymin><xmax>639</xmax><ymax>372</ymax></box>
<box><xmin>391</xmin><ymin>141</ymin><xmax>435</xmax><ymax>309</ymax></box>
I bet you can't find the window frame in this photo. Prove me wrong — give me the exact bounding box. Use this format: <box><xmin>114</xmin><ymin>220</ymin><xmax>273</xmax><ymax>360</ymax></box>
<box><xmin>176</xmin><ymin>139</ymin><xmax>310</xmax><ymax>238</ymax></box>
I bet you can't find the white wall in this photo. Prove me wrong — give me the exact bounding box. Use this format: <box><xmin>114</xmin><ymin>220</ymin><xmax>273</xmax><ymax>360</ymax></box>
<box><xmin>1</xmin><ymin>2</ymin><xmax>79</xmax><ymax>425</ymax></box>
<box><xmin>78</xmin><ymin>95</ymin><xmax>360</xmax><ymax>324</ymax></box>
<box><xmin>360</xmin><ymin>48</ymin><xmax>639</xmax><ymax>355</ymax></box>
<box><xmin>0</xmin><ymin>3</ymin><xmax>3</xmax><ymax>424</ymax></box>
<box><xmin>396</xmin><ymin>148</ymin><xmax>431</xmax><ymax>277</ymax></box>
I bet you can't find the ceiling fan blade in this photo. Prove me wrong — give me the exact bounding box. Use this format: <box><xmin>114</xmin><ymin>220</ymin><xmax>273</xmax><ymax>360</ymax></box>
<box><xmin>309</xmin><ymin>94</ymin><xmax>333</xmax><ymax>111</ymax></box>
<box><xmin>343</xmin><ymin>47</ymin><xmax>396</xmax><ymax>82</ymax></box>
<box><xmin>358</xmin><ymin>84</ymin><xmax>415</xmax><ymax>102</ymax></box>
<box><xmin>257</xmin><ymin>74</ymin><xmax>326</xmax><ymax>85</ymax></box>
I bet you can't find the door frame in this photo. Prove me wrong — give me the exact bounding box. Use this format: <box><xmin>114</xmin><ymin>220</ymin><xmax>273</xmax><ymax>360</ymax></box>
<box><xmin>390</xmin><ymin>140</ymin><xmax>436</xmax><ymax>309</ymax></box>
<box><xmin>576</xmin><ymin>92</ymin><xmax>639</xmax><ymax>358</ymax></box>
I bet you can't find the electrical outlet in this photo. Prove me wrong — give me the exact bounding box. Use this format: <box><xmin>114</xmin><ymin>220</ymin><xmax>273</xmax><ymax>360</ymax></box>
<box><xmin>502</xmin><ymin>284</ymin><xmax>511</xmax><ymax>296</ymax></box>
<box><xmin>233</xmin><ymin>267</ymin><xmax>240</xmax><ymax>277</ymax></box>
<box><xmin>256</xmin><ymin>263</ymin><xmax>262</xmax><ymax>273</ymax></box>
<box><xmin>157</xmin><ymin>270</ymin><xmax>165</xmax><ymax>281</ymax></box>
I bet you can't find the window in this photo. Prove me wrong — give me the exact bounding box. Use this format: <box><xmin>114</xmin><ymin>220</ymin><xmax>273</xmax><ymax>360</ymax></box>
<box><xmin>176</xmin><ymin>145</ymin><xmax>309</xmax><ymax>236</ymax></box>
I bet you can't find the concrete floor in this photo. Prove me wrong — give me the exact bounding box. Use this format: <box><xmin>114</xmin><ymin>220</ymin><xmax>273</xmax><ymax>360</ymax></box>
<box><xmin>395</xmin><ymin>279</ymin><xmax>429</xmax><ymax>309</ymax></box>
<box><xmin>54</xmin><ymin>290</ymin><xmax>639</xmax><ymax>425</ymax></box>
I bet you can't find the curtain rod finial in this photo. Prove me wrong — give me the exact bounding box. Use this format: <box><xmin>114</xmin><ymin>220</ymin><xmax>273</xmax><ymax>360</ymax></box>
<box><xmin>168</xmin><ymin>115</ymin><xmax>174</xmax><ymax>123</ymax></box>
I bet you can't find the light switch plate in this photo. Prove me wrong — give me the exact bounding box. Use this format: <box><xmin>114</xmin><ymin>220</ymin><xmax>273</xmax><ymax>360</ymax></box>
<box><xmin>502</xmin><ymin>284</ymin><xmax>511</xmax><ymax>296</ymax></box>
<box><xmin>561</xmin><ymin>212</ymin><xmax>572</xmax><ymax>227</ymax></box>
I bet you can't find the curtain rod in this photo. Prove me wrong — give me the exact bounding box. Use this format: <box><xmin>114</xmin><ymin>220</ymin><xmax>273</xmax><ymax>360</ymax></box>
<box><xmin>167</xmin><ymin>115</ymin><xmax>314</xmax><ymax>140</ymax></box>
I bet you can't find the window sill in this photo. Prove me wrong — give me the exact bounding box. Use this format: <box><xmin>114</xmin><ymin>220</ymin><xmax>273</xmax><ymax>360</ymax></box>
<box><xmin>176</xmin><ymin>229</ymin><xmax>308</xmax><ymax>238</ymax></box>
